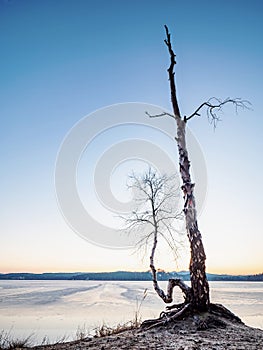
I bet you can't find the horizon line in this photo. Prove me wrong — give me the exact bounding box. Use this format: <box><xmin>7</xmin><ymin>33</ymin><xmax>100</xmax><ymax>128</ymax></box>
<box><xmin>1</xmin><ymin>270</ymin><xmax>262</xmax><ymax>276</ymax></box>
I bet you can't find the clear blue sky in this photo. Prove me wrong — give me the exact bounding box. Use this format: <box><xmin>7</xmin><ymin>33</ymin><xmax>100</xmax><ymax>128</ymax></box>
<box><xmin>1</xmin><ymin>0</ymin><xmax>263</xmax><ymax>274</ymax></box>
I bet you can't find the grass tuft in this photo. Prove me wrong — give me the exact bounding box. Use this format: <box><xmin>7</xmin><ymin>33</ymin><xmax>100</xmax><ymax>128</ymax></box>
<box><xmin>94</xmin><ymin>288</ymin><xmax>148</xmax><ymax>338</ymax></box>
<box><xmin>94</xmin><ymin>319</ymin><xmax>138</xmax><ymax>338</ymax></box>
<box><xmin>75</xmin><ymin>324</ymin><xmax>90</xmax><ymax>341</ymax></box>
<box><xmin>0</xmin><ymin>330</ymin><xmax>33</xmax><ymax>349</ymax></box>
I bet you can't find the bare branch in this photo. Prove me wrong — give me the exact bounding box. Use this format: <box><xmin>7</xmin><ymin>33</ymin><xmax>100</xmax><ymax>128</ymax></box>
<box><xmin>164</xmin><ymin>25</ymin><xmax>181</xmax><ymax>120</ymax></box>
<box><xmin>134</xmin><ymin>231</ymin><xmax>155</xmax><ymax>252</ymax></box>
<box><xmin>186</xmin><ymin>97</ymin><xmax>252</xmax><ymax>128</ymax></box>
<box><xmin>145</xmin><ymin>111</ymin><xmax>175</xmax><ymax>119</ymax></box>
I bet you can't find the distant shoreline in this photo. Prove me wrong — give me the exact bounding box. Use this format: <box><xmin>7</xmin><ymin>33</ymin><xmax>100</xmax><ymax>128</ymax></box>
<box><xmin>0</xmin><ymin>271</ymin><xmax>262</xmax><ymax>281</ymax></box>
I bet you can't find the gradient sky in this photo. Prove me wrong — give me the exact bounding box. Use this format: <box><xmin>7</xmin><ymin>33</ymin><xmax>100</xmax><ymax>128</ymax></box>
<box><xmin>1</xmin><ymin>0</ymin><xmax>263</xmax><ymax>274</ymax></box>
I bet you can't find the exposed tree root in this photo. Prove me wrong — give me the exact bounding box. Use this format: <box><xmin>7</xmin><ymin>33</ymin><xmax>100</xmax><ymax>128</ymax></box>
<box><xmin>140</xmin><ymin>302</ymin><xmax>243</xmax><ymax>331</ymax></box>
<box><xmin>141</xmin><ymin>303</ymin><xmax>191</xmax><ymax>331</ymax></box>
<box><xmin>209</xmin><ymin>303</ymin><xmax>242</xmax><ymax>323</ymax></box>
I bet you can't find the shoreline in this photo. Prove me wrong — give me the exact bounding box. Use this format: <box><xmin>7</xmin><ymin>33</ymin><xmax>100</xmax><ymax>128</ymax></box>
<box><xmin>1</xmin><ymin>271</ymin><xmax>263</xmax><ymax>282</ymax></box>
<box><xmin>27</xmin><ymin>320</ymin><xmax>263</xmax><ymax>350</ymax></box>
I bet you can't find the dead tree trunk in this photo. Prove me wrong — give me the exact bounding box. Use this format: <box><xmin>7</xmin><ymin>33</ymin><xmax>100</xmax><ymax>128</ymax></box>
<box><xmin>141</xmin><ymin>26</ymin><xmax>248</xmax><ymax>330</ymax></box>
<box><xmin>178</xmin><ymin>119</ymin><xmax>210</xmax><ymax>310</ymax></box>
<box><xmin>164</xmin><ymin>25</ymin><xmax>210</xmax><ymax>311</ymax></box>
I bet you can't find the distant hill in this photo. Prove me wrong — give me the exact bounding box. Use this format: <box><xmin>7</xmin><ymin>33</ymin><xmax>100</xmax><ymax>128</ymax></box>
<box><xmin>0</xmin><ymin>271</ymin><xmax>262</xmax><ymax>281</ymax></box>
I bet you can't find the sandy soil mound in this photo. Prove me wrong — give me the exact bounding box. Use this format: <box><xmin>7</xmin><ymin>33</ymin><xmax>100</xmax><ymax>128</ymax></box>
<box><xmin>30</xmin><ymin>317</ymin><xmax>263</xmax><ymax>350</ymax></box>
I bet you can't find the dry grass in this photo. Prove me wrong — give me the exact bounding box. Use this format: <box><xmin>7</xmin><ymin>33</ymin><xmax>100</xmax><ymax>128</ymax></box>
<box><xmin>94</xmin><ymin>288</ymin><xmax>148</xmax><ymax>338</ymax></box>
<box><xmin>94</xmin><ymin>319</ymin><xmax>138</xmax><ymax>338</ymax></box>
<box><xmin>75</xmin><ymin>324</ymin><xmax>90</xmax><ymax>341</ymax></box>
<box><xmin>0</xmin><ymin>330</ymin><xmax>71</xmax><ymax>349</ymax></box>
<box><xmin>0</xmin><ymin>330</ymin><xmax>33</xmax><ymax>349</ymax></box>
<box><xmin>0</xmin><ymin>289</ymin><xmax>148</xmax><ymax>346</ymax></box>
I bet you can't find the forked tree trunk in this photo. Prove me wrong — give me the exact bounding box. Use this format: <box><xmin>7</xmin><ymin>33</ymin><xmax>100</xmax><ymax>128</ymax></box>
<box><xmin>165</xmin><ymin>26</ymin><xmax>210</xmax><ymax>311</ymax></box>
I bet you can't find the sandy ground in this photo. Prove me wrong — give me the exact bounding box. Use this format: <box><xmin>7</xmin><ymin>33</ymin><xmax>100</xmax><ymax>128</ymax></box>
<box><xmin>28</xmin><ymin>318</ymin><xmax>263</xmax><ymax>350</ymax></box>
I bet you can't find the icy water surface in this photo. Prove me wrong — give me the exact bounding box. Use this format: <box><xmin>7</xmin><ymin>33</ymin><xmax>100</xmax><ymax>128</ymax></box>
<box><xmin>0</xmin><ymin>280</ymin><xmax>262</xmax><ymax>344</ymax></box>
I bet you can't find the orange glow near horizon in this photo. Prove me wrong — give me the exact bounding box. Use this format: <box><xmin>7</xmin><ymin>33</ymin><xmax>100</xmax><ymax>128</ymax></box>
<box><xmin>1</xmin><ymin>265</ymin><xmax>262</xmax><ymax>276</ymax></box>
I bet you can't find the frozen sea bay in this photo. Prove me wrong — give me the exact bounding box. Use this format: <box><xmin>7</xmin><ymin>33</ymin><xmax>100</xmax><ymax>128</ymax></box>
<box><xmin>0</xmin><ymin>280</ymin><xmax>262</xmax><ymax>344</ymax></box>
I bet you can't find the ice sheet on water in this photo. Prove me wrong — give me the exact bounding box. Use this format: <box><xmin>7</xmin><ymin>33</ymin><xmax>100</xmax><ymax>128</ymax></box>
<box><xmin>0</xmin><ymin>280</ymin><xmax>262</xmax><ymax>345</ymax></box>
<box><xmin>0</xmin><ymin>281</ymin><xmax>101</xmax><ymax>307</ymax></box>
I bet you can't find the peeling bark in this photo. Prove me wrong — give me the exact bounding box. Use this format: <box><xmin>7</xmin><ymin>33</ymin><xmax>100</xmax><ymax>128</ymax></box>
<box><xmin>164</xmin><ymin>25</ymin><xmax>210</xmax><ymax>311</ymax></box>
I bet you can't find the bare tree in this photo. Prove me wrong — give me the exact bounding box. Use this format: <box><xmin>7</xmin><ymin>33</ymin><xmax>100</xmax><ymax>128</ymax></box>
<box><xmin>139</xmin><ymin>26</ymin><xmax>249</xmax><ymax>329</ymax></box>
<box><xmin>123</xmin><ymin>167</ymin><xmax>189</xmax><ymax>302</ymax></box>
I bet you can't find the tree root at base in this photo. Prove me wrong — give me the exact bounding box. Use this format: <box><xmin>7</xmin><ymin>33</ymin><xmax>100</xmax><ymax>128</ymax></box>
<box><xmin>140</xmin><ymin>303</ymin><xmax>243</xmax><ymax>331</ymax></box>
